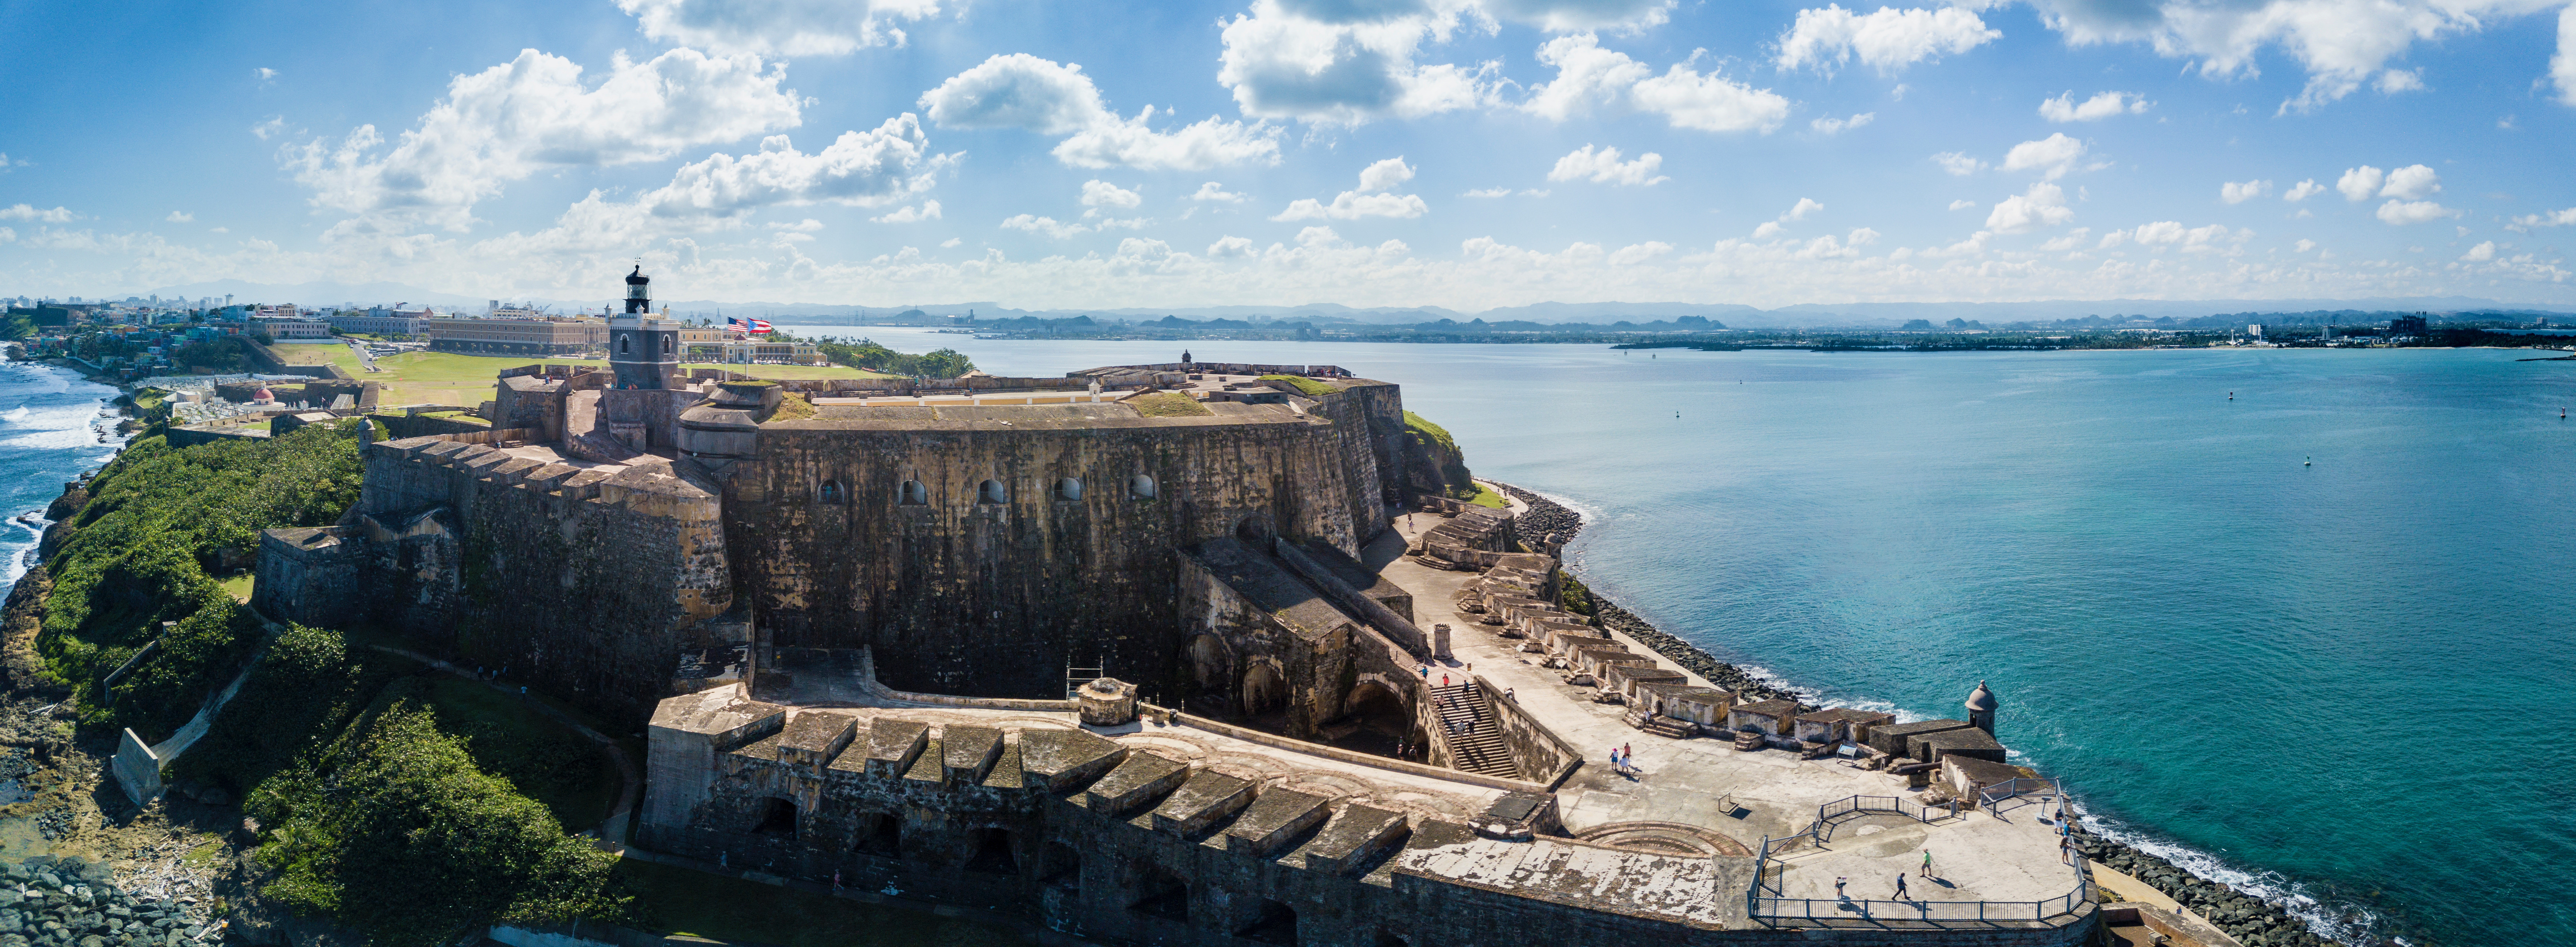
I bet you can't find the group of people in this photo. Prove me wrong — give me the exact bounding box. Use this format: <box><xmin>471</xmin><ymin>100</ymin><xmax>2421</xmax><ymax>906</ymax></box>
<box><xmin>1609</xmin><ymin>742</ymin><xmax>1639</xmax><ymax>777</ymax></box>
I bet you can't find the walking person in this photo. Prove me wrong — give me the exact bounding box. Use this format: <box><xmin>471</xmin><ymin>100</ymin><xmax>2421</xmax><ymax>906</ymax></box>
<box><xmin>1920</xmin><ymin>850</ymin><xmax>1932</xmax><ymax>877</ymax></box>
<box><xmin>2060</xmin><ymin>837</ymin><xmax>2072</xmax><ymax>865</ymax></box>
<box><xmin>1835</xmin><ymin>877</ymin><xmax>1848</xmax><ymax>901</ymax></box>
<box><xmin>1893</xmin><ymin>873</ymin><xmax>1908</xmax><ymax>900</ymax></box>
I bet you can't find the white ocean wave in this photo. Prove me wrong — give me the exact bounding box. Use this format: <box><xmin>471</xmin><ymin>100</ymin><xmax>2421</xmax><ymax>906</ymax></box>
<box><xmin>2071</xmin><ymin>801</ymin><xmax>2377</xmax><ymax>944</ymax></box>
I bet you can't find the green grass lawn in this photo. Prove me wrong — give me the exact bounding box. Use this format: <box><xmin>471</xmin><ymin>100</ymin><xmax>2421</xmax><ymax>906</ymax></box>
<box><xmin>217</xmin><ymin>573</ymin><xmax>254</xmax><ymax>603</ymax></box>
<box><xmin>1468</xmin><ymin>484</ymin><xmax>1508</xmax><ymax>508</ymax></box>
<box><xmin>614</xmin><ymin>860</ymin><xmax>1032</xmax><ymax>947</ymax></box>
<box><xmin>267</xmin><ymin>345</ymin><xmax>895</xmax><ymax>407</ymax></box>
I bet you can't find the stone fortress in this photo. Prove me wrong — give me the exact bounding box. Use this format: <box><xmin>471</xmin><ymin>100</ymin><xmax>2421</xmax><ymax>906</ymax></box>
<box><xmin>254</xmin><ymin>270</ymin><xmax>2116</xmax><ymax>946</ymax></box>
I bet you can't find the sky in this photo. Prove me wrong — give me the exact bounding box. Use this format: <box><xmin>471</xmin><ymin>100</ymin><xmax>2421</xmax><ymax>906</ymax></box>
<box><xmin>3</xmin><ymin>0</ymin><xmax>2574</xmax><ymax>311</ymax></box>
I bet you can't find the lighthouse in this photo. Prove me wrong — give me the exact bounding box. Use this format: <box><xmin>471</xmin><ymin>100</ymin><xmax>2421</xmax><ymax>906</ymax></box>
<box><xmin>608</xmin><ymin>265</ymin><xmax>680</xmax><ymax>390</ymax></box>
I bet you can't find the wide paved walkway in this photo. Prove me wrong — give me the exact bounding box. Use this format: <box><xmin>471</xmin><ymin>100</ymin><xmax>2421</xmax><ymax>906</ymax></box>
<box><xmin>1372</xmin><ymin>508</ymin><xmax>2078</xmax><ymax>908</ymax></box>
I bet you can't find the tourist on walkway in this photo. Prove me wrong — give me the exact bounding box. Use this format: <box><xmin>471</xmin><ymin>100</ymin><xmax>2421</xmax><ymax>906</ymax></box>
<box><xmin>2060</xmin><ymin>837</ymin><xmax>2072</xmax><ymax>864</ymax></box>
<box><xmin>1893</xmin><ymin>874</ymin><xmax>1907</xmax><ymax>899</ymax></box>
<box><xmin>1921</xmin><ymin>850</ymin><xmax>1933</xmax><ymax>877</ymax></box>
<box><xmin>1442</xmin><ymin>674</ymin><xmax>1450</xmax><ymax>687</ymax></box>
<box><xmin>1835</xmin><ymin>877</ymin><xmax>1847</xmax><ymax>900</ymax></box>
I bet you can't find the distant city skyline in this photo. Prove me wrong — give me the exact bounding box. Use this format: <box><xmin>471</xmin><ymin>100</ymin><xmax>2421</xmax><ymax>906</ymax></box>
<box><xmin>2</xmin><ymin>0</ymin><xmax>2572</xmax><ymax>309</ymax></box>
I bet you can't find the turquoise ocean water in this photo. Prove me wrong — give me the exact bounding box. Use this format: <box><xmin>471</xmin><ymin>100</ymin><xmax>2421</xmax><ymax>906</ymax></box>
<box><xmin>783</xmin><ymin>328</ymin><xmax>2576</xmax><ymax>945</ymax></box>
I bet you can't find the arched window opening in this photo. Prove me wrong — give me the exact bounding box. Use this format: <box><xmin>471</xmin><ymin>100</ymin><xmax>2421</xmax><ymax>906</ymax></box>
<box><xmin>819</xmin><ymin>480</ymin><xmax>845</xmax><ymax>504</ymax></box>
<box><xmin>851</xmin><ymin>812</ymin><xmax>902</xmax><ymax>858</ymax></box>
<box><xmin>1129</xmin><ymin>474</ymin><xmax>1156</xmax><ymax>499</ymax></box>
<box><xmin>1057</xmin><ymin>477</ymin><xmax>1083</xmax><ymax>501</ymax></box>
<box><xmin>752</xmin><ymin>797</ymin><xmax>797</xmax><ymax>839</ymax></box>
<box><xmin>1130</xmin><ymin>866</ymin><xmax>1189</xmax><ymax>921</ymax></box>
<box><xmin>978</xmin><ymin>479</ymin><xmax>1008</xmax><ymax>504</ymax></box>
<box><xmin>662</xmin><ymin>334</ymin><xmax>673</xmax><ymax>354</ymax></box>
<box><xmin>964</xmin><ymin>828</ymin><xmax>1019</xmax><ymax>874</ymax></box>
<box><xmin>897</xmin><ymin>480</ymin><xmax>928</xmax><ymax>506</ymax></box>
<box><xmin>1235</xmin><ymin>514</ymin><xmax>1273</xmax><ymax>547</ymax></box>
<box><xmin>618</xmin><ymin>335</ymin><xmax>631</xmax><ymax>354</ymax></box>
<box><xmin>1238</xmin><ymin>899</ymin><xmax>1297</xmax><ymax>945</ymax></box>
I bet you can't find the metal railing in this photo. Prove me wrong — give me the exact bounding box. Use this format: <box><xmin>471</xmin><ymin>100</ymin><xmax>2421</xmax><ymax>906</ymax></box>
<box><xmin>1747</xmin><ymin>846</ymin><xmax>2095</xmax><ymax>928</ymax></box>
<box><xmin>1979</xmin><ymin>777</ymin><xmax>2061</xmax><ymax>814</ymax></box>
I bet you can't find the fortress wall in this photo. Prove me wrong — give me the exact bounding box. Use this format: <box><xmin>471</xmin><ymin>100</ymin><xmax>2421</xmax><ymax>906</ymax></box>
<box><xmin>723</xmin><ymin>418</ymin><xmax>1358</xmax><ymax>700</ymax></box>
<box><xmin>1302</xmin><ymin>382</ymin><xmax>1403</xmax><ymax>545</ymax></box>
<box><xmin>338</xmin><ymin>438</ymin><xmax>732</xmax><ymax>720</ymax></box>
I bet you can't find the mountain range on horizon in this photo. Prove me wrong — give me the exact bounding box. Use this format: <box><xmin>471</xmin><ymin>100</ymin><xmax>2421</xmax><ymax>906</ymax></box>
<box><xmin>131</xmin><ymin>279</ymin><xmax>2576</xmax><ymax>327</ymax></box>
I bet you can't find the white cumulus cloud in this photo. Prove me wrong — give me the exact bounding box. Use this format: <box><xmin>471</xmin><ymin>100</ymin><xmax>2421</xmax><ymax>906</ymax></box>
<box><xmin>2038</xmin><ymin>90</ymin><xmax>2150</xmax><ymax>121</ymax></box>
<box><xmin>1207</xmin><ymin>235</ymin><xmax>1256</xmax><ymax>259</ymax></box>
<box><xmin>2508</xmin><ymin>206</ymin><xmax>2576</xmax><ymax>230</ymax></box>
<box><xmin>2378</xmin><ymin>163</ymin><xmax>2440</xmax><ymax>200</ymax></box>
<box><xmin>1775</xmin><ymin>5</ymin><xmax>2002</xmax><ymax>73</ymax></box>
<box><xmin>637</xmin><ymin>118</ymin><xmax>946</xmax><ymax>220</ymax></box>
<box><xmin>1986</xmin><ymin>182</ymin><xmax>2075</xmax><ymax>234</ymax></box>
<box><xmin>1274</xmin><ymin>156</ymin><xmax>1430</xmax><ymax>220</ymax></box>
<box><xmin>2284</xmin><ymin>179</ymin><xmax>2325</xmax><ymax>201</ymax></box>
<box><xmin>2336</xmin><ymin>165</ymin><xmax>2384</xmax><ymax>201</ymax></box>
<box><xmin>0</xmin><ymin>205</ymin><xmax>74</xmax><ymax>223</ymax></box>
<box><xmin>1546</xmin><ymin>144</ymin><xmax>1668</xmax><ymax>185</ymax></box>
<box><xmin>2002</xmin><ymin>133</ymin><xmax>2086</xmax><ymax>180</ymax></box>
<box><xmin>1811</xmin><ymin>111</ymin><xmax>1875</xmax><ymax>134</ymax></box>
<box><xmin>873</xmin><ymin>201</ymin><xmax>941</xmax><ymax>223</ymax></box>
<box><xmin>2557</xmin><ymin>4</ymin><xmax>2576</xmax><ymax>106</ymax></box>
<box><xmin>1080</xmin><ymin>180</ymin><xmax>1143</xmax><ymax>209</ymax></box>
<box><xmin>1190</xmin><ymin>182</ymin><xmax>1249</xmax><ymax>203</ymax></box>
<box><xmin>1932</xmin><ymin>151</ymin><xmax>1985</xmax><ymax>175</ymax></box>
<box><xmin>165</xmin><ymin>211</ymin><xmax>194</xmax><ymax>223</ymax></box>
<box><xmin>920</xmin><ymin>54</ymin><xmax>1280</xmax><ymax>170</ymax></box>
<box><xmin>285</xmin><ymin>48</ymin><xmax>803</xmax><ymax>234</ymax></box>
<box><xmin>2221</xmin><ymin>180</ymin><xmax>2271</xmax><ymax>203</ymax></box>
<box><xmin>1216</xmin><ymin>0</ymin><xmax>1497</xmax><ymax>126</ymax></box>
<box><xmin>2375</xmin><ymin>199</ymin><xmax>2459</xmax><ymax>224</ymax></box>
<box><xmin>615</xmin><ymin>0</ymin><xmax>941</xmax><ymax>56</ymax></box>
<box><xmin>1002</xmin><ymin>214</ymin><xmax>1090</xmax><ymax>238</ymax></box>
<box><xmin>1948</xmin><ymin>199</ymin><xmax>1975</xmax><ymax>210</ymax></box>
<box><xmin>2015</xmin><ymin>0</ymin><xmax>2564</xmax><ymax>114</ymax></box>
<box><xmin>2461</xmin><ymin>240</ymin><xmax>2497</xmax><ymax>260</ymax></box>
<box><xmin>1522</xmin><ymin>34</ymin><xmax>1789</xmax><ymax>133</ymax></box>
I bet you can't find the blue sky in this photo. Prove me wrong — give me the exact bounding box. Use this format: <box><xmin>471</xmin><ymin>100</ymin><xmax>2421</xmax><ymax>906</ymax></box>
<box><xmin>3</xmin><ymin>0</ymin><xmax>2573</xmax><ymax>310</ymax></box>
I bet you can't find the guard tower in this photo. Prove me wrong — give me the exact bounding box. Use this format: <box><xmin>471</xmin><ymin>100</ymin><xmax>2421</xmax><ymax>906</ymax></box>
<box><xmin>609</xmin><ymin>265</ymin><xmax>680</xmax><ymax>390</ymax></box>
<box><xmin>1965</xmin><ymin>680</ymin><xmax>1998</xmax><ymax>735</ymax></box>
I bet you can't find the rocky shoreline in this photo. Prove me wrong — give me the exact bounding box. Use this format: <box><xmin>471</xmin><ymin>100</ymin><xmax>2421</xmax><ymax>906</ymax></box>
<box><xmin>1487</xmin><ymin>478</ymin><xmax>2347</xmax><ymax>947</ymax></box>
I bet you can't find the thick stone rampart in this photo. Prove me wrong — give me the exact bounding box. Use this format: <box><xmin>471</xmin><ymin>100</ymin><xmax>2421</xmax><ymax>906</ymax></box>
<box><xmin>723</xmin><ymin>409</ymin><xmax>1359</xmax><ymax>700</ymax></box>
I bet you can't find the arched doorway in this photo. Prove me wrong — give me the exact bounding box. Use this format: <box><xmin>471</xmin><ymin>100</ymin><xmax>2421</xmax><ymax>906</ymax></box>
<box><xmin>1326</xmin><ymin>680</ymin><xmax>1409</xmax><ymax>758</ymax></box>
<box><xmin>1182</xmin><ymin>634</ymin><xmax>1233</xmax><ymax>716</ymax></box>
<box><xmin>1241</xmin><ymin>662</ymin><xmax>1287</xmax><ymax>725</ymax></box>
<box><xmin>1235</xmin><ymin>513</ymin><xmax>1274</xmax><ymax>547</ymax></box>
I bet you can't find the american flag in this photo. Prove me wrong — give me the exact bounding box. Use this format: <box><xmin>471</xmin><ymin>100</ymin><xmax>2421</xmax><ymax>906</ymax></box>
<box><xmin>727</xmin><ymin>316</ymin><xmax>773</xmax><ymax>334</ymax></box>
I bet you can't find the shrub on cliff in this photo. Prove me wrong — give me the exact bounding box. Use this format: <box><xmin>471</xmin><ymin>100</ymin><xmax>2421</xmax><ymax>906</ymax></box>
<box><xmin>1401</xmin><ymin>410</ymin><xmax>1479</xmax><ymax>500</ymax></box>
<box><xmin>809</xmin><ymin>336</ymin><xmax>976</xmax><ymax>377</ymax></box>
<box><xmin>39</xmin><ymin>422</ymin><xmax>366</xmax><ymax>735</ymax></box>
<box><xmin>248</xmin><ymin>701</ymin><xmax>628</xmax><ymax>947</ymax></box>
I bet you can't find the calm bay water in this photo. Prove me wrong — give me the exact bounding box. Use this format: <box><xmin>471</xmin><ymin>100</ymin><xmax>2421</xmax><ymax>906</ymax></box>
<box><xmin>790</xmin><ymin>327</ymin><xmax>2576</xmax><ymax>945</ymax></box>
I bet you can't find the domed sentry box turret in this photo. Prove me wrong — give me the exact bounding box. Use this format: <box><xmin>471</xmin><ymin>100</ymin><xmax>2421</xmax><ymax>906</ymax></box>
<box><xmin>1965</xmin><ymin>680</ymin><xmax>1999</xmax><ymax>735</ymax></box>
<box><xmin>676</xmin><ymin>380</ymin><xmax>783</xmax><ymax>462</ymax></box>
<box><xmin>1078</xmin><ymin>677</ymin><xmax>1139</xmax><ymax>727</ymax></box>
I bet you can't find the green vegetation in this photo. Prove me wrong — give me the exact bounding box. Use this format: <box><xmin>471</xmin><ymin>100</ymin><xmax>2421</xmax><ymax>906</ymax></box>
<box><xmin>219</xmin><ymin>573</ymin><xmax>255</xmax><ymax>603</ymax></box>
<box><xmin>249</xmin><ymin>701</ymin><xmax>626</xmax><ymax>947</ymax></box>
<box><xmin>180</xmin><ymin>626</ymin><xmax>626</xmax><ymax>946</ymax></box>
<box><xmin>1128</xmin><ymin>391</ymin><xmax>1213</xmax><ymax>417</ymax></box>
<box><xmin>1402</xmin><ymin>410</ymin><xmax>1479</xmax><ymax>500</ymax></box>
<box><xmin>172</xmin><ymin>339</ymin><xmax>251</xmax><ymax>373</ymax></box>
<box><xmin>1557</xmin><ymin>571</ymin><xmax>1596</xmax><ymax>617</ymax></box>
<box><xmin>616</xmin><ymin>860</ymin><xmax>1030</xmax><ymax>947</ymax></box>
<box><xmin>0</xmin><ymin>311</ymin><xmax>38</xmax><ymax>340</ymax></box>
<box><xmin>1468</xmin><ymin>484</ymin><xmax>1507</xmax><ymax>509</ymax></box>
<box><xmin>768</xmin><ymin>392</ymin><xmax>817</xmax><ymax>422</ymax></box>
<box><xmin>40</xmin><ymin>422</ymin><xmax>366</xmax><ymax>739</ymax></box>
<box><xmin>263</xmin><ymin>344</ymin><xmax>889</xmax><ymax>405</ymax></box>
<box><xmin>806</xmin><ymin>336</ymin><xmax>975</xmax><ymax>378</ymax></box>
<box><xmin>1258</xmin><ymin>374</ymin><xmax>1338</xmax><ymax>397</ymax></box>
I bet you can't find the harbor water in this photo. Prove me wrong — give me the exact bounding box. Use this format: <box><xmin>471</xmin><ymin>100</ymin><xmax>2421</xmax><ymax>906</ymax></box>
<box><xmin>779</xmin><ymin>328</ymin><xmax>2576</xmax><ymax>946</ymax></box>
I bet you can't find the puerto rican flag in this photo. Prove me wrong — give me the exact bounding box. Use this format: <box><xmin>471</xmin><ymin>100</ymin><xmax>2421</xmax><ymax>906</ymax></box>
<box><xmin>727</xmin><ymin>316</ymin><xmax>773</xmax><ymax>334</ymax></box>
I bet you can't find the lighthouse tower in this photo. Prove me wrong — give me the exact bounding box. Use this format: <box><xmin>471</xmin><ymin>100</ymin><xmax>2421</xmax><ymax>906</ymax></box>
<box><xmin>608</xmin><ymin>265</ymin><xmax>679</xmax><ymax>390</ymax></box>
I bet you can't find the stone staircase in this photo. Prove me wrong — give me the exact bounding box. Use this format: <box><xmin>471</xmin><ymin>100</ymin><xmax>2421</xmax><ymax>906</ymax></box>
<box><xmin>1622</xmin><ymin>708</ymin><xmax>1694</xmax><ymax>739</ymax></box>
<box><xmin>1429</xmin><ymin>683</ymin><xmax>1520</xmax><ymax>779</ymax></box>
